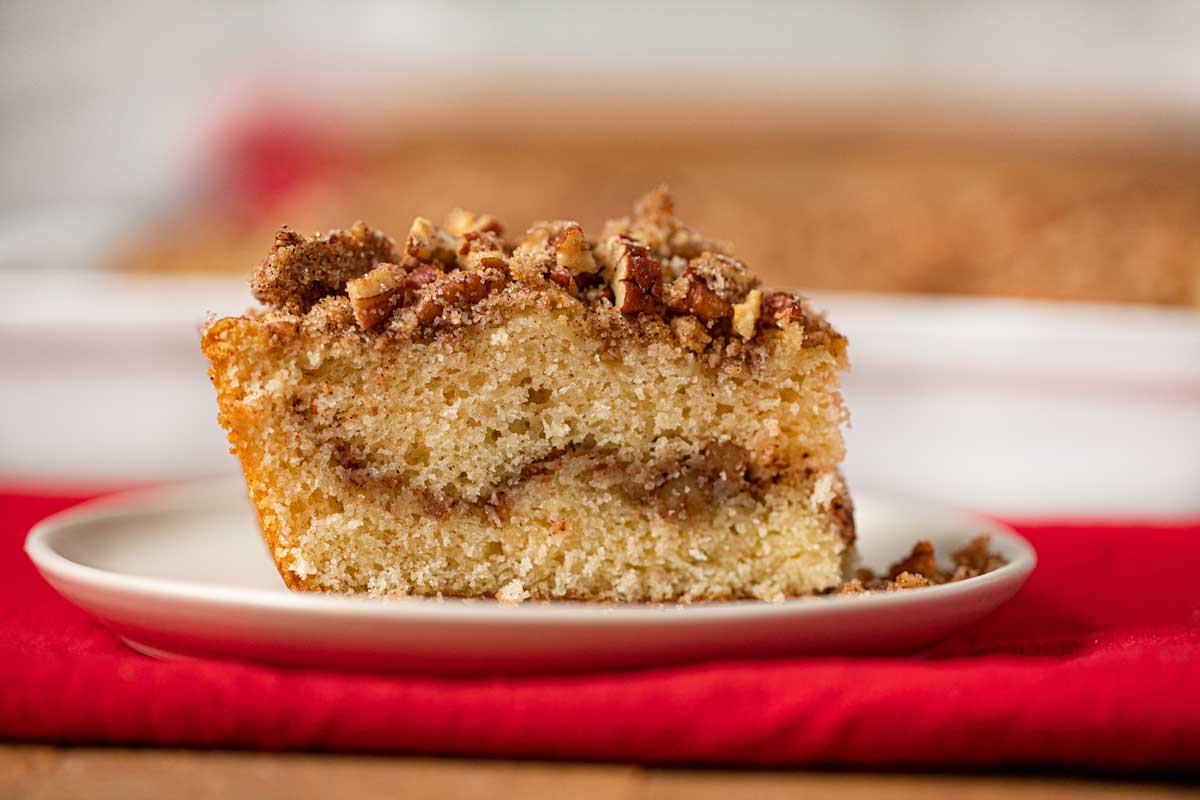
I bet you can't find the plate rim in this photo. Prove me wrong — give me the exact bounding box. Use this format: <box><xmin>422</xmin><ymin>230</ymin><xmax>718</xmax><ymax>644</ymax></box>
<box><xmin>24</xmin><ymin>477</ymin><xmax>1037</xmax><ymax>626</ymax></box>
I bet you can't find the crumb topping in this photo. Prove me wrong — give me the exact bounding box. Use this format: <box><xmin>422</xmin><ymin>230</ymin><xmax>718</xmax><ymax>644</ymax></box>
<box><xmin>248</xmin><ymin>188</ymin><xmax>842</xmax><ymax>358</ymax></box>
<box><xmin>841</xmin><ymin>536</ymin><xmax>1008</xmax><ymax>593</ymax></box>
<box><xmin>251</xmin><ymin>222</ymin><xmax>400</xmax><ymax>315</ymax></box>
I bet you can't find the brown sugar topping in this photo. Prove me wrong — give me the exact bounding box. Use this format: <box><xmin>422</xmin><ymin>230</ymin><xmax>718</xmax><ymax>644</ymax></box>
<box><xmin>249</xmin><ymin>189</ymin><xmax>837</xmax><ymax>350</ymax></box>
<box><xmin>252</xmin><ymin>221</ymin><xmax>400</xmax><ymax>315</ymax></box>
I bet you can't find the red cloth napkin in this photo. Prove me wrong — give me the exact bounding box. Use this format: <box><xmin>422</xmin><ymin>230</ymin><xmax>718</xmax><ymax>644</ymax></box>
<box><xmin>3</xmin><ymin>489</ymin><xmax>1199</xmax><ymax>771</ymax></box>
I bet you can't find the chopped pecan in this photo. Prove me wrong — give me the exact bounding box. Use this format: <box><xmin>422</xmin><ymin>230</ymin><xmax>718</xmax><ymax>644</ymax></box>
<box><xmin>456</xmin><ymin>230</ymin><xmax>509</xmax><ymax>271</ymax></box>
<box><xmin>546</xmin><ymin>266</ymin><xmax>575</xmax><ymax>292</ymax></box>
<box><xmin>511</xmin><ymin>220</ymin><xmax>597</xmax><ymax>288</ymax></box>
<box><xmin>437</xmin><ymin>278</ymin><xmax>464</xmax><ymax>307</ymax></box>
<box><xmin>551</xmin><ymin>224</ymin><xmax>599</xmax><ymax>276</ymax></box>
<box><xmin>762</xmin><ymin>291</ymin><xmax>806</xmax><ymax>328</ymax></box>
<box><xmin>405</xmin><ymin>217</ymin><xmax>457</xmax><ymax>263</ymax></box>
<box><xmin>345</xmin><ymin>262</ymin><xmax>408</xmax><ymax>330</ymax></box>
<box><xmin>462</xmin><ymin>272</ymin><xmax>488</xmax><ymax>303</ymax></box>
<box><xmin>413</xmin><ymin>296</ymin><xmax>442</xmax><ymax>325</ymax></box>
<box><xmin>482</xmin><ymin>265</ymin><xmax>509</xmax><ymax>294</ymax></box>
<box><xmin>731</xmin><ymin>288</ymin><xmax>763</xmax><ymax>340</ymax></box>
<box><xmin>442</xmin><ymin>208</ymin><xmax>504</xmax><ymax>237</ymax></box>
<box><xmin>405</xmin><ymin>264</ymin><xmax>440</xmax><ymax>290</ymax></box>
<box><xmin>513</xmin><ymin>222</ymin><xmax>553</xmax><ymax>255</ymax></box>
<box><xmin>409</xmin><ymin>268</ymin><xmax>505</xmax><ymax>328</ymax></box>
<box><xmin>602</xmin><ymin>187</ymin><xmax>731</xmax><ymax>263</ymax></box>
<box><xmin>609</xmin><ymin>235</ymin><xmax>662</xmax><ymax>314</ymax></box>
<box><xmin>665</xmin><ymin>267</ymin><xmax>732</xmax><ymax>322</ymax></box>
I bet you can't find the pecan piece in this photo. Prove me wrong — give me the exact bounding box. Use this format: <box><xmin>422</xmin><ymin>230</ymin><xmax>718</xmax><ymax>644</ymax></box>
<box><xmin>442</xmin><ymin>208</ymin><xmax>504</xmax><ymax>237</ymax></box>
<box><xmin>405</xmin><ymin>263</ymin><xmax>440</xmax><ymax>290</ymax></box>
<box><xmin>609</xmin><ymin>235</ymin><xmax>662</xmax><ymax>314</ymax></box>
<box><xmin>731</xmin><ymin>288</ymin><xmax>763</xmax><ymax>340</ymax></box>
<box><xmin>512</xmin><ymin>220</ymin><xmax>598</xmax><ymax>288</ymax></box>
<box><xmin>345</xmin><ymin>262</ymin><xmax>407</xmax><ymax>330</ymax></box>
<box><xmin>665</xmin><ymin>267</ymin><xmax>732</xmax><ymax>322</ymax></box>
<box><xmin>413</xmin><ymin>296</ymin><xmax>442</xmax><ymax>325</ymax></box>
<box><xmin>405</xmin><ymin>217</ymin><xmax>457</xmax><ymax>263</ymax></box>
<box><xmin>762</xmin><ymin>291</ymin><xmax>805</xmax><ymax>328</ymax></box>
<box><xmin>410</xmin><ymin>269</ymin><xmax>501</xmax><ymax>328</ymax></box>
<box><xmin>456</xmin><ymin>230</ymin><xmax>509</xmax><ymax>271</ymax></box>
<box><xmin>437</xmin><ymin>278</ymin><xmax>464</xmax><ymax>307</ymax></box>
<box><xmin>546</xmin><ymin>266</ymin><xmax>575</xmax><ymax>292</ymax></box>
<box><xmin>551</xmin><ymin>224</ymin><xmax>599</xmax><ymax>277</ymax></box>
<box><xmin>462</xmin><ymin>272</ymin><xmax>488</xmax><ymax>303</ymax></box>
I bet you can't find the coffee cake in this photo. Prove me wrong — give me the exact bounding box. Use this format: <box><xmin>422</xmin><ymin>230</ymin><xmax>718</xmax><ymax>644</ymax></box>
<box><xmin>202</xmin><ymin>189</ymin><xmax>854</xmax><ymax>602</ymax></box>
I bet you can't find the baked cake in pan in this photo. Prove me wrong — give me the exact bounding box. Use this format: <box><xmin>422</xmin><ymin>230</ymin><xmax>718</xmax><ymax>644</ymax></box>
<box><xmin>202</xmin><ymin>189</ymin><xmax>854</xmax><ymax>602</ymax></box>
<box><xmin>121</xmin><ymin>120</ymin><xmax>1200</xmax><ymax>308</ymax></box>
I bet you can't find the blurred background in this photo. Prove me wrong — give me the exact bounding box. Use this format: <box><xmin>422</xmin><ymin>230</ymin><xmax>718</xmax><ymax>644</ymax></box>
<box><xmin>1</xmin><ymin>0</ymin><xmax>1197</xmax><ymax>515</ymax></box>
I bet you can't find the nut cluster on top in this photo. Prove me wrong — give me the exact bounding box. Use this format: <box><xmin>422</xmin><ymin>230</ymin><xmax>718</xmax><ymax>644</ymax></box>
<box><xmin>250</xmin><ymin>187</ymin><xmax>811</xmax><ymax>345</ymax></box>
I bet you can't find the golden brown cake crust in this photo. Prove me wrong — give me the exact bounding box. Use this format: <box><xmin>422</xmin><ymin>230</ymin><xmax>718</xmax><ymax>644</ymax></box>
<box><xmin>202</xmin><ymin>317</ymin><xmax>298</xmax><ymax>589</ymax></box>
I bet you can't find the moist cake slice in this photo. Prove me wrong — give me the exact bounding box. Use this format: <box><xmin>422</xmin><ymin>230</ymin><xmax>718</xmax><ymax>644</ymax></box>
<box><xmin>202</xmin><ymin>189</ymin><xmax>854</xmax><ymax>602</ymax></box>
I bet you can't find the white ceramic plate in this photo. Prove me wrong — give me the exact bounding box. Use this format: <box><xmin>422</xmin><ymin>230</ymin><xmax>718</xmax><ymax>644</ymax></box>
<box><xmin>25</xmin><ymin>478</ymin><xmax>1035</xmax><ymax>675</ymax></box>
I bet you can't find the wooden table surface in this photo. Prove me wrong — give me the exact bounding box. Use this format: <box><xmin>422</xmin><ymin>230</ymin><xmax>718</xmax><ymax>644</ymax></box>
<box><xmin>2</xmin><ymin>746</ymin><xmax>1195</xmax><ymax>799</ymax></box>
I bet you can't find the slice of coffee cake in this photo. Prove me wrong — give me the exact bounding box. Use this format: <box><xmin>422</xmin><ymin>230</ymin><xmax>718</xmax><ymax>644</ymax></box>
<box><xmin>202</xmin><ymin>189</ymin><xmax>853</xmax><ymax>602</ymax></box>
